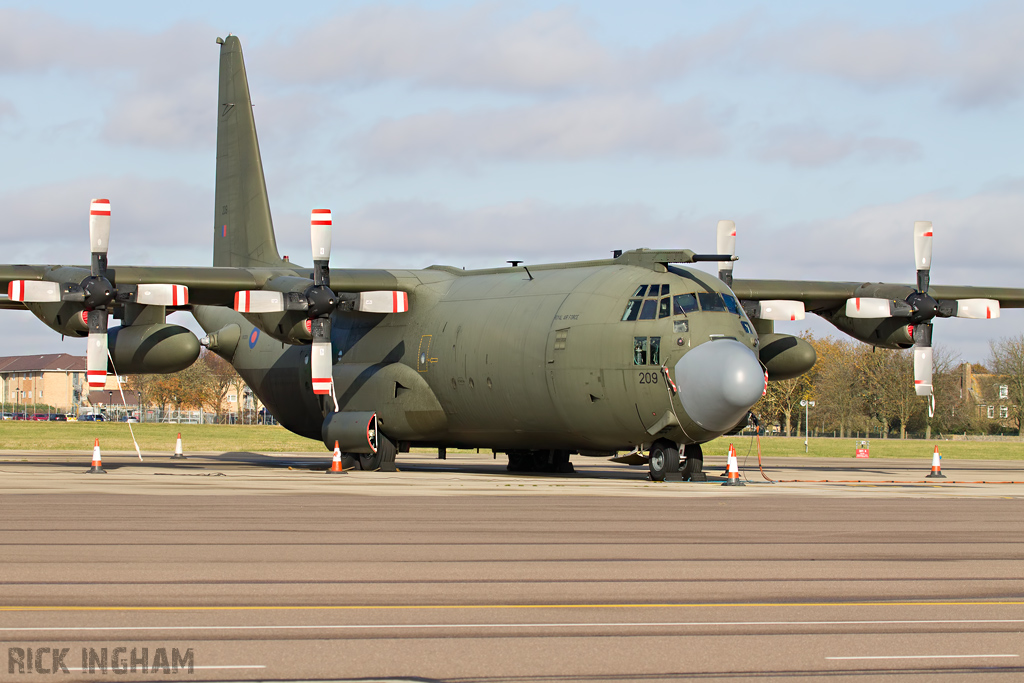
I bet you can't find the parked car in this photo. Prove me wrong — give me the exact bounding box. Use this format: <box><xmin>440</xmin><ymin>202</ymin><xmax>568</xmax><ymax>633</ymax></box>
<box><xmin>78</xmin><ymin>414</ymin><xmax>105</xmax><ymax>422</ymax></box>
<box><xmin>1</xmin><ymin>413</ymin><xmax>12</xmax><ymax>420</ymax></box>
<box><xmin>30</xmin><ymin>414</ymin><xmax>51</xmax><ymax>421</ymax></box>
<box><xmin>47</xmin><ymin>414</ymin><xmax>67</xmax><ymax>421</ymax></box>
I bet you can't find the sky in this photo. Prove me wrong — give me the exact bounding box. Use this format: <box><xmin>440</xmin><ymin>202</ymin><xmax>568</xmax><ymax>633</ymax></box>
<box><xmin>1</xmin><ymin>0</ymin><xmax>1022</xmax><ymax>364</ymax></box>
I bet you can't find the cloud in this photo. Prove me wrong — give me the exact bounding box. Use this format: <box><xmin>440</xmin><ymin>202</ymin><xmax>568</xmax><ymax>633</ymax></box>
<box><xmin>0</xmin><ymin>176</ymin><xmax>212</xmax><ymax>267</ymax></box>
<box><xmin>0</xmin><ymin>9</ymin><xmax>216</xmax><ymax>148</ymax></box>
<box><xmin>262</xmin><ymin>4</ymin><xmax>621</xmax><ymax>93</ymax></box>
<box><xmin>0</xmin><ymin>98</ymin><xmax>15</xmax><ymax>121</ymax></box>
<box><xmin>270</xmin><ymin>199</ymin><xmax>698</xmax><ymax>270</ymax></box>
<box><xmin>734</xmin><ymin>185</ymin><xmax>1024</xmax><ymax>285</ymax></box>
<box><xmin>749</xmin><ymin>3</ymin><xmax>1024</xmax><ymax>107</ymax></box>
<box><xmin>356</xmin><ymin>95</ymin><xmax>725</xmax><ymax>169</ymax></box>
<box><xmin>753</xmin><ymin>125</ymin><xmax>922</xmax><ymax>167</ymax></box>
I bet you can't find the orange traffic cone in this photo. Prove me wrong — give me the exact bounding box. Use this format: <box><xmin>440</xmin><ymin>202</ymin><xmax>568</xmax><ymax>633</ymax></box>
<box><xmin>926</xmin><ymin>445</ymin><xmax>946</xmax><ymax>479</ymax></box>
<box><xmin>170</xmin><ymin>432</ymin><xmax>186</xmax><ymax>459</ymax></box>
<box><xmin>722</xmin><ymin>443</ymin><xmax>744</xmax><ymax>486</ymax></box>
<box><xmin>326</xmin><ymin>441</ymin><xmax>345</xmax><ymax>474</ymax></box>
<box><xmin>86</xmin><ymin>438</ymin><xmax>106</xmax><ymax>474</ymax></box>
<box><xmin>721</xmin><ymin>443</ymin><xmax>736</xmax><ymax>476</ymax></box>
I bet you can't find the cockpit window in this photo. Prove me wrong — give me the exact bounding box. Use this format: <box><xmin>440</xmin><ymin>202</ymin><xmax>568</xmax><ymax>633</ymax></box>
<box><xmin>621</xmin><ymin>299</ymin><xmax>642</xmax><ymax>321</ymax></box>
<box><xmin>673</xmin><ymin>293</ymin><xmax>698</xmax><ymax>315</ymax></box>
<box><xmin>632</xmin><ymin>285</ymin><xmax>648</xmax><ymax>297</ymax></box>
<box><xmin>722</xmin><ymin>294</ymin><xmax>740</xmax><ymax>315</ymax></box>
<box><xmin>698</xmin><ymin>292</ymin><xmax>727</xmax><ymax>312</ymax></box>
<box><xmin>658</xmin><ymin>297</ymin><xmax>671</xmax><ymax>319</ymax></box>
<box><xmin>639</xmin><ymin>299</ymin><xmax>658</xmax><ymax>320</ymax></box>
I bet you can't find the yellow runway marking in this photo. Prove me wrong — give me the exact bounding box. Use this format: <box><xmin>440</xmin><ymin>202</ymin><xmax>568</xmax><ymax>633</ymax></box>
<box><xmin>2</xmin><ymin>600</ymin><xmax>1023</xmax><ymax>612</ymax></box>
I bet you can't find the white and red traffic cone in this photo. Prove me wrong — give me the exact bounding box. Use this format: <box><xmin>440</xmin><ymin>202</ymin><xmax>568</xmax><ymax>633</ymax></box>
<box><xmin>721</xmin><ymin>443</ymin><xmax>736</xmax><ymax>476</ymax></box>
<box><xmin>86</xmin><ymin>438</ymin><xmax>106</xmax><ymax>474</ymax></box>
<box><xmin>171</xmin><ymin>432</ymin><xmax>186</xmax><ymax>459</ymax></box>
<box><xmin>326</xmin><ymin>441</ymin><xmax>345</xmax><ymax>474</ymax></box>
<box><xmin>722</xmin><ymin>444</ymin><xmax>744</xmax><ymax>486</ymax></box>
<box><xmin>926</xmin><ymin>445</ymin><xmax>946</xmax><ymax>479</ymax></box>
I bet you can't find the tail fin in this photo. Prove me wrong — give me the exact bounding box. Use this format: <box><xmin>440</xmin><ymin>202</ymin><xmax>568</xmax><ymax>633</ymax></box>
<box><xmin>213</xmin><ymin>36</ymin><xmax>287</xmax><ymax>268</ymax></box>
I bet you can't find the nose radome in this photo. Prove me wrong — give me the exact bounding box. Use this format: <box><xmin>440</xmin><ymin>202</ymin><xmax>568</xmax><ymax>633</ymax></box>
<box><xmin>674</xmin><ymin>339</ymin><xmax>765</xmax><ymax>432</ymax></box>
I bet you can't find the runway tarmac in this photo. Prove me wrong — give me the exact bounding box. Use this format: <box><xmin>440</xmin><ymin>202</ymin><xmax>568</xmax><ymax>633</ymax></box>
<box><xmin>1</xmin><ymin>450</ymin><xmax>1022</xmax><ymax>681</ymax></box>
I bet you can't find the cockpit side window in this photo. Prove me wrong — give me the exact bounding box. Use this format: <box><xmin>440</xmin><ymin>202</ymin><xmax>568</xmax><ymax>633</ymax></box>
<box><xmin>633</xmin><ymin>337</ymin><xmax>648</xmax><ymax>365</ymax></box>
<box><xmin>697</xmin><ymin>292</ymin><xmax>727</xmax><ymax>312</ymax></box>
<box><xmin>673</xmin><ymin>293</ymin><xmax>698</xmax><ymax>315</ymax></box>
<box><xmin>722</xmin><ymin>294</ymin><xmax>741</xmax><ymax>315</ymax></box>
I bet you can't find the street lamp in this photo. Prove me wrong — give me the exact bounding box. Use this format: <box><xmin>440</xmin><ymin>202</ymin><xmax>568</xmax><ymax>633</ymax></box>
<box><xmin>800</xmin><ymin>399</ymin><xmax>816</xmax><ymax>453</ymax></box>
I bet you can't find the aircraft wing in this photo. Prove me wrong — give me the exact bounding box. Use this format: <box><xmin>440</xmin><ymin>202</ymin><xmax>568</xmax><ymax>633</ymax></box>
<box><xmin>732</xmin><ymin>279</ymin><xmax>1024</xmax><ymax>313</ymax></box>
<box><xmin>0</xmin><ymin>264</ymin><xmax>407</xmax><ymax>308</ymax></box>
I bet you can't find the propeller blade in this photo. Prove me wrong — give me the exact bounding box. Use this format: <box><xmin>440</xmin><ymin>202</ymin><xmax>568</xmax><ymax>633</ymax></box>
<box><xmin>86</xmin><ymin>310</ymin><xmax>108</xmax><ymax>388</ymax></box>
<box><xmin>7</xmin><ymin>280</ymin><xmax>62</xmax><ymax>303</ymax></box>
<box><xmin>357</xmin><ymin>290</ymin><xmax>409</xmax><ymax>314</ymax></box>
<box><xmin>954</xmin><ymin>299</ymin><xmax>1000</xmax><ymax>319</ymax></box>
<box><xmin>309</xmin><ymin>316</ymin><xmax>332</xmax><ymax>395</ymax></box>
<box><xmin>752</xmin><ymin>300</ymin><xmax>804</xmax><ymax>321</ymax></box>
<box><xmin>310</xmin><ymin>208</ymin><xmax>332</xmax><ymax>287</ymax></box>
<box><xmin>716</xmin><ymin>220</ymin><xmax>736</xmax><ymax>285</ymax></box>
<box><xmin>913</xmin><ymin>220</ymin><xmax>932</xmax><ymax>292</ymax></box>
<box><xmin>914</xmin><ymin>346</ymin><xmax>933</xmax><ymax>397</ymax></box>
<box><xmin>135</xmin><ymin>284</ymin><xmax>189</xmax><ymax>306</ymax></box>
<box><xmin>89</xmin><ymin>199</ymin><xmax>111</xmax><ymax>278</ymax></box>
<box><xmin>844</xmin><ymin>297</ymin><xmax>893</xmax><ymax>319</ymax></box>
<box><xmin>234</xmin><ymin>290</ymin><xmax>285</xmax><ymax>313</ymax></box>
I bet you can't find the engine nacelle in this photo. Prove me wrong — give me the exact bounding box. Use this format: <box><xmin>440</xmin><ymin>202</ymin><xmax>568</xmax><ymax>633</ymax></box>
<box><xmin>108</xmin><ymin>323</ymin><xmax>200</xmax><ymax>374</ymax></box>
<box><xmin>822</xmin><ymin>314</ymin><xmax>915</xmax><ymax>349</ymax></box>
<box><xmin>25</xmin><ymin>302</ymin><xmax>90</xmax><ymax>337</ymax></box>
<box><xmin>758</xmin><ymin>333</ymin><xmax>817</xmax><ymax>380</ymax></box>
<box><xmin>322</xmin><ymin>411</ymin><xmax>380</xmax><ymax>453</ymax></box>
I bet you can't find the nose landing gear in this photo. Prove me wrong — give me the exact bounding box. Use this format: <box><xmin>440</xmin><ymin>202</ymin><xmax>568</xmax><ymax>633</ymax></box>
<box><xmin>649</xmin><ymin>440</ymin><xmax>705</xmax><ymax>482</ymax></box>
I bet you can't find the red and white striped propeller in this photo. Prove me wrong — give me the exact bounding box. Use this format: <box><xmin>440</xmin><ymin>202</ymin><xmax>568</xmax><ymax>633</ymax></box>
<box><xmin>8</xmin><ymin>199</ymin><xmax>191</xmax><ymax>388</ymax></box>
<box><xmin>233</xmin><ymin>208</ymin><xmax>409</xmax><ymax>398</ymax></box>
<box><xmin>843</xmin><ymin>222</ymin><xmax>999</xmax><ymax>402</ymax></box>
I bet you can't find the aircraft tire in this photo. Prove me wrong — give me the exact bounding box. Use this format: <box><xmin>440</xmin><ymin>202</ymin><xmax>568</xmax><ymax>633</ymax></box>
<box><xmin>648</xmin><ymin>440</ymin><xmax>680</xmax><ymax>482</ymax></box>
<box><xmin>359</xmin><ymin>435</ymin><xmax>398</xmax><ymax>472</ymax></box>
<box><xmin>681</xmin><ymin>443</ymin><xmax>705</xmax><ymax>482</ymax></box>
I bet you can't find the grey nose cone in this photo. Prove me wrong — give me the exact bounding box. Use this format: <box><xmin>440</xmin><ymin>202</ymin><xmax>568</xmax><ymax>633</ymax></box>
<box><xmin>674</xmin><ymin>339</ymin><xmax>765</xmax><ymax>432</ymax></box>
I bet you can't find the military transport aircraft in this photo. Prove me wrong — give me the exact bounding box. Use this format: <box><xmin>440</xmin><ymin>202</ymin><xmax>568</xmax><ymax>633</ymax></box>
<box><xmin>2</xmin><ymin>36</ymin><xmax>1022</xmax><ymax>481</ymax></box>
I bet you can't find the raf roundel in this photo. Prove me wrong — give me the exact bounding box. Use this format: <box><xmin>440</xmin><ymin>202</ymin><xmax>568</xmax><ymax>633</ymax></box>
<box><xmin>248</xmin><ymin>328</ymin><xmax>260</xmax><ymax>349</ymax></box>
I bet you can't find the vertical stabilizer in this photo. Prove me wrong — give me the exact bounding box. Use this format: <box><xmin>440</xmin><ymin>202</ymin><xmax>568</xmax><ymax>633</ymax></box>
<box><xmin>214</xmin><ymin>36</ymin><xmax>286</xmax><ymax>268</ymax></box>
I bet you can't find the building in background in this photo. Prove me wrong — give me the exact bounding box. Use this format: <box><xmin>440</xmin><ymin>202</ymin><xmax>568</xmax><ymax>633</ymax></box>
<box><xmin>961</xmin><ymin>363</ymin><xmax>1016</xmax><ymax>430</ymax></box>
<box><xmin>0</xmin><ymin>354</ymin><xmax>87</xmax><ymax>414</ymax></box>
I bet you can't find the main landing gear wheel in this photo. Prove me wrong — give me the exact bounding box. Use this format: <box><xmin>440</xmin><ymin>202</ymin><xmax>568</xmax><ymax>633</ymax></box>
<box><xmin>359</xmin><ymin>434</ymin><xmax>398</xmax><ymax>472</ymax></box>
<box><xmin>648</xmin><ymin>440</ymin><xmax>680</xmax><ymax>482</ymax></box>
<box><xmin>681</xmin><ymin>443</ymin><xmax>706</xmax><ymax>482</ymax></box>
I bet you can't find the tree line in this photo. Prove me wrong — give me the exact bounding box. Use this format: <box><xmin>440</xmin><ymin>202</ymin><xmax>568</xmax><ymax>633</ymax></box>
<box><xmin>126</xmin><ymin>350</ymin><xmax>253</xmax><ymax>423</ymax></box>
<box><xmin>755</xmin><ymin>333</ymin><xmax>1024</xmax><ymax>438</ymax></box>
